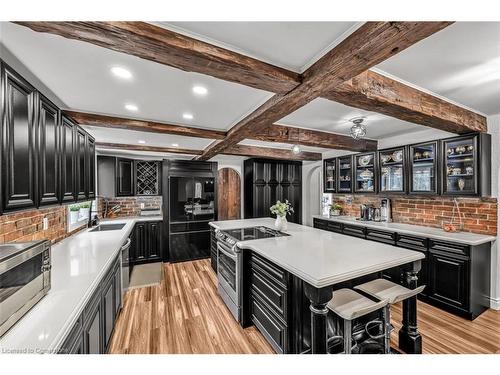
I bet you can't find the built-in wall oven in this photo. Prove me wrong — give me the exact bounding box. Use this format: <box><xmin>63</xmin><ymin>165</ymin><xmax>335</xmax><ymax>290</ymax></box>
<box><xmin>214</xmin><ymin>227</ymin><xmax>289</xmax><ymax>323</ymax></box>
<box><xmin>0</xmin><ymin>240</ymin><xmax>51</xmax><ymax>337</ymax></box>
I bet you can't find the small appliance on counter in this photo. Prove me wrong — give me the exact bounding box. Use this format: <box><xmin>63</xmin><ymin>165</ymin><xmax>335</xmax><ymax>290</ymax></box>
<box><xmin>358</xmin><ymin>199</ymin><xmax>392</xmax><ymax>223</ymax></box>
<box><xmin>0</xmin><ymin>240</ymin><xmax>51</xmax><ymax>337</ymax></box>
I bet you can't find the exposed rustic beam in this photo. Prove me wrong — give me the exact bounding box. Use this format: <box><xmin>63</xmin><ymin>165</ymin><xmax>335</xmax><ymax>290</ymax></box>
<box><xmin>14</xmin><ymin>21</ymin><xmax>300</xmax><ymax>94</ymax></box>
<box><xmin>96</xmin><ymin>142</ymin><xmax>202</xmax><ymax>155</ymax></box>
<box><xmin>65</xmin><ymin>110</ymin><xmax>226</xmax><ymax>140</ymax></box>
<box><xmin>249</xmin><ymin>124</ymin><xmax>378</xmax><ymax>152</ymax></box>
<box><xmin>196</xmin><ymin>22</ymin><xmax>453</xmax><ymax>160</ymax></box>
<box><xmin>224</xmin><ymin>144</ymin><xmax>321</xmax><ymax>161</ymax></box>
<box><xmin>323</xmin><ymin>70</ymin><xmax>487</xmax><ymax>134</ymax></box>
<box><xmin>95</xmin><ymin>141</ymin><xmax>321</xmax><ymax>161</ymax></box>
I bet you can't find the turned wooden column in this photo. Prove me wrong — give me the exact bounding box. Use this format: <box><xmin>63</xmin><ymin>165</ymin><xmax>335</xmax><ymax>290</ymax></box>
<box><xmin>399</xmin><ymin>260</ymin><xmax>422</xmax><ymax>354</ymax></box>
<box><xmin>304</xmin><ymin>284</ymin><xmax>333</xmax><ymax>354</ymax></box>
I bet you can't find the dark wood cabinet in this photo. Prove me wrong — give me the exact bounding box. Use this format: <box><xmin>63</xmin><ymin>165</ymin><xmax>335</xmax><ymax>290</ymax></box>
<box><xmin>60</xmin><ymin>115</ymin><xmax>76</xmax><ymax>202</ymax></box>
<box><xmin>210</xmin><ymin>228</ymin><xmax>217</xmax><ymax>272</ymax></box>
<box><xmin>75</xmin><ymin>128</ymin><xmax>87</xmax><ymax>201</ymax></box>
<box><xmin>83</xmin><ymin>290</ymin><xmax>103</xmax><ymax>354</ymax></box>
<box><xmin>116</xmin><ymin>158</ymin><xmax>134</xmax><ymax>196</ymax></box>
<box><xmin>337</xmin><ymin>155</ymin><xmax>353</xmax><ymax>193</ymax></box>
<box><xmin>1</xmin><ymin>62</ymin><xmax>37</xmax><ymax>211</ymax></box>
<box><xmin>244</xmin><ymin>159</ymin><xmax>302</xmax><ymax>224</ymax></box>
<box><xmin>354</xmin><ymin>152</ymin><xmax>377</xmax><ymax>194</ymax></box>
<box><xmin>86</xmin><ymin>135</ymin><xmax>96</xmax><ymax>199</ymax></box>
<box><xmin>37</xmin><ymin>94</ymin><xmax>60</xmax><ymax>206</ymax></box>
<box><xmin>378</xmin><ymin>146</ymin><xmax>407</xmax><ymax>194</ymax></box>
<box><xmin>409</xmin><ymin>140</ymin><xmax>439</xmax><ymax>195</ymax></box>
<box><xmin>102</xmin><ymin>271</ymin><xmax>115</xmax><ymax>350</ymax></box>
<box><xmin>130</xmin><ymin>221</ymin><xmax>163</xmax><ymax>265</ymax></box>
<box><xmin>323</xmin><ymin>157</ymin><xmax>336</xmax><ymax>193</ymax></box>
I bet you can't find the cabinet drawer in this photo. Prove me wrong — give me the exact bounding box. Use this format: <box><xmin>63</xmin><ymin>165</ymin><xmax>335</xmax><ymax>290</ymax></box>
<box><xmin>251</xmin><ymin>253</ymin><xmax>288</xmax><ymax>287</ymax></box>
<box><xmin>366</xmin><ymin>229</ymin><xmax>395</xmax><ymax>244</ymax></box>
<box><xmin>313</xmin><ymin>218</ymin><xmax>327</xmax><ymax>230</ymax></box>
<box><xmin>250</xmin><ymin>268</ymin><xmax>288</xmax><ymax>320</ymax></box>
<box><xmin>342</xmin><ymin>224</ymin><xmax>366</xmax><ymax>238</ymax></box>
<box><xmin>251</xmin><ymin>294</ymin><xmax>288</xmax><ymax>354</ymax></box>
<box><xmin>170</xmin><ymin>221</ymin><xmax>210</xmax><ymax>233</ymax></box>
<box><xmin>429</xmin><ymin>240</ymin><xmax>470</xmax><ymax>257</ymax></box>
<box><xmin>326</xmin><ymin>221</ymin><xmax>343</xmax><ymax>233</ymax></box>
<box><xmin>396</xmin><ymin>234</ymin><xmax>428</xmax><ymax>251</ymax></box>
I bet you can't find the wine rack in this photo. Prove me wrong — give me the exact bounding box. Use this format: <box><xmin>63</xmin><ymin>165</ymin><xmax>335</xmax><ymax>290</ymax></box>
<box><xmin>135</xmin><ymin>161</ymin><xmax>160</xmax><ymax>195</ymax></box>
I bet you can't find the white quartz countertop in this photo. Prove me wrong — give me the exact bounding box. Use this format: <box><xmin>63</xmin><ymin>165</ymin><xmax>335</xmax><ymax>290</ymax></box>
<box><xmin>0</xmin><ymin>216</ymin><xmax>161</xmax><ymax>353</ymax></box>
<box><xmin>312</xmin><ymin>215</ymin><xmax>496</xmax><ymax>246</ymax></box>
<box><xmin>209</xmin><ymin>218</ymin><xmax>424</xmax><ymax>288</ymax></box>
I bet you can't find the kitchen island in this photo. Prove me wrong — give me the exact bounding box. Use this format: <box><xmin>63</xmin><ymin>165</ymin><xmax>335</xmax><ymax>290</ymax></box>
<box><xmin>209</xmin><ymin>218</ymin><xmax>425</xmax><ymax>354</ymax></box>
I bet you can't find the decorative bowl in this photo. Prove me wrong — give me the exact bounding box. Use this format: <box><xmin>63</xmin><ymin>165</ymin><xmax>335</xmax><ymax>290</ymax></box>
<box><xmin>422</xmin><ymin>151</ymin><xmax>432</xmax><ymax>159</ymax></box>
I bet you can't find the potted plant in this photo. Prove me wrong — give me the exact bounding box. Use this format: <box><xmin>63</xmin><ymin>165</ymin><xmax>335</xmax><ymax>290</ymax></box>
<box><xmin>79</xmin><ymin>202</ymin><xmax>91</xmax><ymax>220</ymax></box>
<box><xmin>270</xmin><ymin>200</ymin><xmax>294</xmax><ymax>231</ymax></box>
<box><xmin>330</xmin><ymin>203</ymin><xmax>342</xmax><ymax>216</ymax></box>
<box><xmin>69</xmin><ymin>205</ymin><xmax>80</xmax><ymax>223</ymax></box>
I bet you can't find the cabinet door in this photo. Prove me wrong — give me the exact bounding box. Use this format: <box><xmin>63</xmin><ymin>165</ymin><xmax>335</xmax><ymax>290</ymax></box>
<box><xmin>134</xmin><ymin>223</ymin><xmax>147</xmax><ymax>262</ymax></box>
<box><xmin>147</xmin><ymin>221</ymin><xmax>162</xmax><ymax>261</ymax></box>
<box><xmin>60</xmin><ymin>319</ymin><xmax>84</xmax><ymax>354</ymax></box>
<box><xmin>114</xmin><ymin>263</ymin><xmax>122</xmax><ymax>316</ymax></box>
<box><xmin>428</xmin><ymin>250</ymin><xmax>470</xmax><ymax>310</ymax></box>
<box><xmin>1</xmin><ymin>64</ymin><xmax>37</xmax><ymax>211</ymax></box>
<box><xmin>116</xmin><ymin>158</ymin><xmax>134</xmax><ymax>196</ymax></box>
<box><xmin>378</xmin><ymin>146</ymin><xmax>407</xmax><ymax>193</ymax></box>
<box><xmin>86</xmin><ymin>135</ymin><xmax>96</xmax><ymax>199</ymax></box>
<box><xmin>323</xmin><ymin>158</ymin><xmax>336</xmax><ymax>193</ymax></box>
<box><xmin>442</xmin><ymin>134</ymin><xmax>478</xmax><ymax>196</ymax></box>
<box><xmin>75</xmin><ymin>127</ymin><xmax>86</xmax><ymax>200</ymax></box>
<box><xmin>84</xmin><ymin>298</ymin><xmax>103</xmax><ymax>354</ymax></box>
<box><xmin>252</xmin><ymin>184</ymin><xmax>271</xmax><ymax>218</ymax></box>
<box><xmin>354</xmin><ymin>152</ymin><xmax>377</xmax><ymax>193</ymax></box>
<box><xmin>37</xmin><ymin>95</ymin><xmax>60</xmax><ymax>206</ymax></box>
<box><xmin>60</xmin><ymin>115</ymin><xmax>76</xmax><ymax>202</ymax></box>
<box><xmin>102</xmin><ymin>273</ymin><xmax>115</xmax><ymax>351</ymax></box>
<box><xmin>409</xmin><ymin>141</ymin><xmax>439</xmax><ymax>195</ymax></box>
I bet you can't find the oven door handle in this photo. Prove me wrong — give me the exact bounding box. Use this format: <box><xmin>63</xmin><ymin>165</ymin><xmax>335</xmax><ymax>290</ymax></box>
<box><xmin>217</xmin><ymin>242</ymin><xmax>237</xmax><ymax>260</ymax></box>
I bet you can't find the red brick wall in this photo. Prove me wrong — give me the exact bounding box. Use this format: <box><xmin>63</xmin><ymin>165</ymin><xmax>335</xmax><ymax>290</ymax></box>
<box><xmin>331</xmin><ymin>194</ymin><xmax>498</xmax><ymax>236</ymax></box>
<box><xmin>97</xmin><ymin>196</ymin><xmax>162</xmax><ymax>218</ymax></box>
<box><xmin>0</xmin><ymin>206</ymin><xmax>85</xmax><ymax>244</ymax></box>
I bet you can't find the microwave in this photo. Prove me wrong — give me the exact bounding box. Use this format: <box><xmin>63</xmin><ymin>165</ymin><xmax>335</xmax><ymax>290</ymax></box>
<box><xmin>0</xmin><ymin>240</ymin><xmax>51</xmax><ymax>337</ymax></box>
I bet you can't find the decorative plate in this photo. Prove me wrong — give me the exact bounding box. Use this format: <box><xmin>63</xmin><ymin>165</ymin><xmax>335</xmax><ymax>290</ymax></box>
<box><xmin>358</xmin><ymin>155</ymin><xmax>372</xmax><ymax>166</ymax></box>
<box><xmin>392</xmin><ymin>150</ymin><xmax>403</xmax><ymax>162</ymax></box>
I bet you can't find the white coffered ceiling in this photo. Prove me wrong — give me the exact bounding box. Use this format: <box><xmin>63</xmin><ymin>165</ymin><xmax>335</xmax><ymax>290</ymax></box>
<box><xmin>1</xmin><ymin>21</ymin><xmax>499</xmax><ymax>157</ymax></box>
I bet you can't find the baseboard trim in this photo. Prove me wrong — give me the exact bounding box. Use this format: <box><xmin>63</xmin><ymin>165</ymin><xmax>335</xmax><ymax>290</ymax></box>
<box><xmin>490</xmin><ymin>296</ymin><xmax>500</xmax><ymax>310</ymax></box>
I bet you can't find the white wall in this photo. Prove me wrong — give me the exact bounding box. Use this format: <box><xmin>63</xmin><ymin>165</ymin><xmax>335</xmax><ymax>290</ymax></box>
<box><xmin>302</xmin><ymin>161</ymin><xmax>322</xmax><ymax>225</ymax></box>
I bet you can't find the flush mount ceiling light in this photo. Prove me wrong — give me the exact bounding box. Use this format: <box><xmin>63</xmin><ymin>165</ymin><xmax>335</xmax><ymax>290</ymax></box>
<box><xmin>138</xmin><ymin>140</ymin><xmax>146</xmax><ymax>144</ymax></box>
<box><xmin>171</xmin><ymin>143</ymin><xmax>179</xmax><ymax>147</ymax></box>
<box><xmin>349</xmin><ymin>117</ymin><xmax>367</xmax><ymax>140</ymax></box>
<box><xmin>291</xmin><ymin>144</ymin><xmax>301</xmax><ymax>155</ymax></box>
<box><xmin>182</xmin><ymin>113</ymin><xmax>194</xmax><ymax>120</ymax></box>
<box><xmin>124</xmin><ymin>103</ymin><xmax>138</xmax><ymax>112</ymax></box>
<box><xmin>192</xmin><ymin>85</ymin><xmax>208</xmax><ymax>96</ymax></box>
<box><xmin>110</xmin><ymin>66</ymin><xmax>132</xmax><ymax>80</ymax></box>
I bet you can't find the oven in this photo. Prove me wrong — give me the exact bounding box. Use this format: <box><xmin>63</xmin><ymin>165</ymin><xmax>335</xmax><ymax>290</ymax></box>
<box><xmin>216</xmin><ymin>240</ymin><xmax>242</xmax><ymax>321</ymax></box>
<box><xmin>0</xmin><ymin>240</ymin><xmax>51</xmax><ymax>337</ymax></box>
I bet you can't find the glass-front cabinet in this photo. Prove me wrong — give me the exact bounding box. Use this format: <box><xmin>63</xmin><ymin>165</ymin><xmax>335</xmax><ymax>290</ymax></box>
<box><xmin>378</xmin><ymin>146</ymin><xmax>407</xmax><ymax>193</ymax></box>
<box><xmin>442</xmin><ymin>135</ymin><xmax>479</xmax><ymax>195</ymax></box>
<box><xmin>409</xmin><ymin>141</ymin><xmax>438</xmax><ymax>194</ymax></box>
<box><xmin>323</xmin><ymin>158</ymin><xmax>336</xmax><ymax>193</ymax></box>
<box><xmin>354</xmin><ymin>152</ymin><xmax>376</xmax><ymax>193</ymax></box>
<box><xmin>337</xmin><ymin>155</ymin><xmax>353</xmax><ymax>193</ymax></box>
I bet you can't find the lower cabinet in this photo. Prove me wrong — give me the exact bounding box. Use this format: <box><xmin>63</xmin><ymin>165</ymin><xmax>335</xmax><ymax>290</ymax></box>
<box><xmin>210</xmin><ymin>228</ymin><xmax>217</xmax><ymax>272</ymax></box>
<box><xmin>312</xmin><ymin>218</ymin><xmax>491</xmax><ymax>320</ymax></box>
<box><xmin>130</xmin><ymin>221</ymin><xmax>163</xmax><ymax>265</ymax></box>
<box><xmin>59</xmin><ymin>254</ymin><xmax>122</xmax><ymax>354</ymax></box>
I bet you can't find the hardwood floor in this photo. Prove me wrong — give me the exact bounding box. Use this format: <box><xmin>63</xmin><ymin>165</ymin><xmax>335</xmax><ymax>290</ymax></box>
<box><xmin>109</xmin><ymin>259</ymin><xmax>500</xmax><ymax>354</ymax></box>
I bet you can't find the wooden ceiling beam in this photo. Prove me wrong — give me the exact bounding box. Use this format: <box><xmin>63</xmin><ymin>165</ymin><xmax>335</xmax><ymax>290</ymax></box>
<box><xmin>196</xmin><ymin>22</ymin><xmax>453</xmax><ymax>160</ymax></box>
<box><xmin>96</xmin><ymin>142</ymin><xmax>202</xmax><ymax>155</ymax></box>
<box><xmin>65</xmin><ymin>110</ymin><xmax>226</xmax><ymax>140</ymax></box>
<box><xmin>248</xmin><ymin>124</ymin><xmax>378</xmax><ymax>152</ymax></box>
<box><xmin>323</xmin><ymin>70</ymin><xmax>487</xmax><ymax>134</ymax></box>
<box><xmin>15</xmin><ymin>21</ymin><xmax>300</xmax><ymax>94</ymax></box>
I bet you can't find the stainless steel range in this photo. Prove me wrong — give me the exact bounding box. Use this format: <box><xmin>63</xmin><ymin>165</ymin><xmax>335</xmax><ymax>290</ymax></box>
<box><xmin>214</xmin><ymin>226</ymin><xmax>289</xmax><ymax>322</ymax></box>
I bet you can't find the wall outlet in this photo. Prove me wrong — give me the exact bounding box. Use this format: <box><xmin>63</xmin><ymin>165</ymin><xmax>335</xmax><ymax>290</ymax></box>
<box><xmin>140</xmin><ymin>203</ymin><xmax>145</xmax><ymax>209</ymax></box>
<box><xmin>43</xmin><ymin>217</ymin><xmax>49</xmax><ymax>230</ymax></box>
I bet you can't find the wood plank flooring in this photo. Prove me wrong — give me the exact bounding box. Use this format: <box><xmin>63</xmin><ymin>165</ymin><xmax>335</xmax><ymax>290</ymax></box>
<box><xmin>109</xmin><ymin>259</ymin><xmax>500</xmax><ymax>354</ymax></box>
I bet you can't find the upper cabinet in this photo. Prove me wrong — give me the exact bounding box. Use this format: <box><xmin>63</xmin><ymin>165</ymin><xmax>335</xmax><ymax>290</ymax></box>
<box><xmin>441</xmin><ymin>133</ymin><xmax>491</xmax><ymax>196</ymax></box>
<box><xmin>0</xmin><ymin>60</ymin><xmax>96</xmax><ymax>215</ymax></box>
<box><xmin>354</xmin><ymin>152</ymin><xmax>377</xmax><ymax>194</ymax></box>
<box><xmin>378</xmin><ymin>146</ymin><xmax>407</xmax><ymax>194</ymax></box>
<box><xmin>409</xmin><ymin>141</ymin><xmax>439</xmax><ymax>195</ymax></box>
<box><xmin>116</xmin><ymin>158</ymin><xmax>135</xmax><ymax>197</ymax></box>
<box><xmin>323</xmin><ymin>133</ymin><xmax>491</xmax><ymax>197</ymax></box>
<box><xmin>323</xmin><ymin>158</ymin><xmax>336</xmax><ymax>193</ymax></box>
<box><xmin>1</xmin><ymin>62</ymin><xmax>37</xmax><ymax>211</ymax></box>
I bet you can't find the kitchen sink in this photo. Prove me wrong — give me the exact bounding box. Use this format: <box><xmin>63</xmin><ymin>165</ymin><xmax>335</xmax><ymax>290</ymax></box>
<box><xmin>89</xmin><ymin>223</ymin><xmax>126</xmax><ymax>232</ymax></box>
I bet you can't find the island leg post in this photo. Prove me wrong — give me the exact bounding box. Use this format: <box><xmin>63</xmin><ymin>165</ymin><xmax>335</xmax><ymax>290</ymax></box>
<box><xmin>399</xmin><ymin>260</ymin><xmax>422</xmax><ymax>354</ymax></box>
<box><xmin>304</xmin><ymin>284</ymin><xmax>333</xmax><ymax>354</ymax></box>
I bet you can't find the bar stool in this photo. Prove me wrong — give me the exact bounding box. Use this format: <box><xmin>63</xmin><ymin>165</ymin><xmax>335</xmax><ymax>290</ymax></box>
<box><xmin>327</xmin><ymin>288</ymin><xmax>388</xmax><ymax>354</ymax></box>
<box><xmin>354</xmin><ymin>279</ymin><xmax>425</xmax><ymax>354</ymax></box>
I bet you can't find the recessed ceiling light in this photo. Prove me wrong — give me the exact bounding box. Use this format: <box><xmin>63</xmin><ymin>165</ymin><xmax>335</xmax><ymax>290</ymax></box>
<box><xmin>192</xmin><ymin>85</ymin><xmax>208</xmax><ymax>96</ymax></box>
<box><xmin>172</xmin><ymin>143</ymin><xmax>179</xmax><ymax>147</ymax></box>
<box><xmin>111</xmin><ymin>66</ymin><xmax>132</xmax><ymax>80</ymax></box>
<box><xmin>138</xmin><ymin>140</ymin><xmax>146</xmax><ymax>144</ymax></box>
<box><xmin>125</xmin><ymin>103</ymin><xmax>138</xmax><ymax>112</ymax></box>
<box><xmin>182</xmin><ymin>113</ymin><xmax>194</xmax><ymax>120</ymax></box>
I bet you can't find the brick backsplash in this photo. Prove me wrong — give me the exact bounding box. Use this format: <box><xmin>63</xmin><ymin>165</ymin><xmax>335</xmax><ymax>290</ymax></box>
<box><xmin>97</xmin><ymin>196</ymin><xmax>162</xmax><ymax>218</ymax></box>
<box><xmin>331</xmin><ymin>194</ymin><xmax>498</xmax><ymax>236</ymax></box>
<box><xmin>0</xmin><ymin>206</ymin><xmax>85</xmax><ymax>244</ymax></box>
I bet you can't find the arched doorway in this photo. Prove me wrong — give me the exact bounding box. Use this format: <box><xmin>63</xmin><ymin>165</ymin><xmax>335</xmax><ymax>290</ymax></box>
<box><xmin>217</xmin><ymin>167</ymin><xmax>241</xmax><ymax>220</ymax></box>
<box><xmin>304</xmin><ymin>165</ymin><xmax>322</xmax><ymax>226</ymax></box>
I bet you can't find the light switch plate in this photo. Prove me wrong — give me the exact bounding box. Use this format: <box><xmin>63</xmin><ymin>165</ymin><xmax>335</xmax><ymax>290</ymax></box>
<box><xmin>43</xmin><ymin>217</ymin><xmax>49</xmax><ymax>230</ymax></box>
